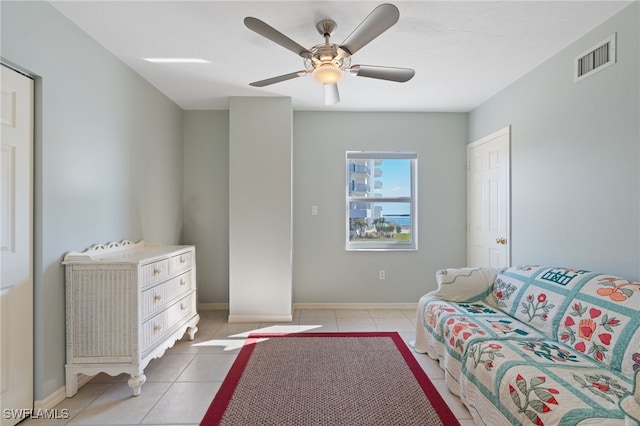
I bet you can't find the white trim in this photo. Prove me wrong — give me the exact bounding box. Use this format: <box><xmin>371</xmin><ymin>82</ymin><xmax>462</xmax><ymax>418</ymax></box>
<box><xmin>1</xmin><ymin>62</ymin><xmax>35</xmax><ymax>80</ymax></box>
<box><xmin>467</xmin><ymin>125</ymin><xmax>511</xmax><ymax>267</ymax></box>
<box><xmin>198</xmin><ymin>302</ymin><xmax>230</xmax><ymax>311</ymax></box>
<box><xmin>293</xmin><ymin>302</ymin><xmax>418</xmax><ymax>311</ymax></box>
<box><xmin>467</xmin><ymin>126</ymin><xmax>510</xmax><ymax>150</ymax></box>
<box><xmin>201</xmin><ymin>302</ymin><xmax>418</xmax><ymax>311</ymax></box>
<box><xmin>347</xmin><ymin>151</ymin><xmax>418</xmax><ymax>160</ymax></box>
<box><xmin>33</xmin><ymin>375</ymin><xmax>92</xmax><ymax>411</ymax></box>
<box><xmin>346</xmin><ymin>152</ymin><xmax>418</xmax><ymax>251</ymax></box>
<box><xmin>228</xmin><ymin>314</ymin><xmax>293</xmax><ymax>323</ymax></box>
<box><xmin>34</xmin><ymin>387</ymin><xmax>66</xmax><ymax>412</ymax></box>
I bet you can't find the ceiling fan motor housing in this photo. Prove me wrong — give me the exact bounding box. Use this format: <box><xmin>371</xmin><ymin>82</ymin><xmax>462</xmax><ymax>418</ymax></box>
<box><xmin>304</xmin><ymin>44</ymin><xmax>351</xmax><ymax>76</ymax></box>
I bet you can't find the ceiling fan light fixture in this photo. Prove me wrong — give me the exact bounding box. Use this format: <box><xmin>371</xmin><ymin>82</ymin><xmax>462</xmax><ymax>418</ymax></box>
<box><xmin>312</xmin><ymin>63</ymin><xmax>343</xmax><ymax>84</ymax></box>
<box><xmin>245</xmin><ymin>4</ymin><xmax>413</xmax><ymax>104</ymax></box>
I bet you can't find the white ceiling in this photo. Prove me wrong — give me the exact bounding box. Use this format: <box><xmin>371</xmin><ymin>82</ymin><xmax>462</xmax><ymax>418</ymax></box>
<box><xmin>50</xmin><ymin>1</ymin><xmax>632</xmax><ymax>112</ymax></box>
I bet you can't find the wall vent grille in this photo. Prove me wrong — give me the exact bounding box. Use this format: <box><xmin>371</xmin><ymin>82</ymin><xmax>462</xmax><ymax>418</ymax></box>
<box><xmin>574</xmin><ymin>33</ymin><xmax>616</xmax><ymax>82</ymax></box>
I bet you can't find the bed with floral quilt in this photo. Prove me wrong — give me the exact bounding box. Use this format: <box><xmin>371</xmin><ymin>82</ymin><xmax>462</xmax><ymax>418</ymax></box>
<box><xmin>413</xmin><ymin>265</ymin><xmax>640</xmax><ymax>426</ymax></box>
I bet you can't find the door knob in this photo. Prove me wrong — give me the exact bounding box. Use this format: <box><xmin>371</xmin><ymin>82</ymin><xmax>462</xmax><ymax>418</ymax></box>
<box><xmin>496</xmin><ymin>237</ymin><xmax>507</xmax><ymax>245</ymax></box>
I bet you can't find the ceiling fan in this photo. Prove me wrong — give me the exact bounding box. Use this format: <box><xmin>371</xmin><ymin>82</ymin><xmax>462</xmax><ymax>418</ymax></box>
<box><xmin>244</xmin><ymin>3</ymin><xmax>415</xmax><ymax>105</ymax></box>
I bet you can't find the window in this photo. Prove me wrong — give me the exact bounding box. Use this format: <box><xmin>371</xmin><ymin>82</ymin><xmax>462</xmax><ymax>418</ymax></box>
<box><xmin>346</xmin><ymin>152</ymin><xmax>417</xmax><ymax>251</ymax></box>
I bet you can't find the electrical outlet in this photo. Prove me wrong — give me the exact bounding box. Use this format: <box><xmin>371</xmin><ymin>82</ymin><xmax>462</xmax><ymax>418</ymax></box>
<box><xmin>379</xmin><ymin>270</ymin><xmax>386</xmax><ymax>280</ymax></box>
<box><xmin>311</xmin><ymin>205</ymin><xmax>318</xmax><ymax>216</ymax></box>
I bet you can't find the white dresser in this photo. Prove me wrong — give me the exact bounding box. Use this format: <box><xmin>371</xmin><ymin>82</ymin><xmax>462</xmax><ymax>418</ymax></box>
<box><xmin>63</xmin><ymin>240</ymin><xmax>199</xmax><ymax>397</ymax></box>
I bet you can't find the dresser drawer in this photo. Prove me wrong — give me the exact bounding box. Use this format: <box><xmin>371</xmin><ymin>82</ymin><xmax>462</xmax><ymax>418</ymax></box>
<box><xmin>141</xmin><ymin>271</ymin><xmax>193</xmax><ymax>320</ymax></box>
<box><xmin>169</xmin><ymin>250</ymin><xmax>193</xmax><ymax>275</ymax></box>
<box><xmin>141</xmin><ymin>292</ymin><xmax>196</xmax><ymax>354</ymax></box>
<box><xmin>141</xmin><ymin>259</ymin><xmax>169</xmax><ymax>286</ymax></box>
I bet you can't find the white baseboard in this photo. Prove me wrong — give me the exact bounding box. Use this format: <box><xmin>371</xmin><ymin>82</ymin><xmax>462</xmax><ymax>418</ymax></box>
<box><xmin>228</xmin><ymin>314</ymin><xmax>293</xmax><ymax>323</ymax></box>
<box><xmin>293</xmin><ymin>302</ymin><xmax>418</xmax><ymax>311</ymax></box>
<box><xmin>34</xmin><ymin>387</ymin><xmax>65</xmax><ymax>412</ymax></box>
<box><xmin>198</xmin><ymin>302</ymin><xmax>229</xmax><ymax>310</ymax></box>
<box><xmin>200</xmin><ymin>302</ymin><xmax>417</xmax><ymax>312</ymax></box>
<box><xmin>34</xmin><ymin>374</ymin><xmax>93</xmax><ymax>411</ymax></box>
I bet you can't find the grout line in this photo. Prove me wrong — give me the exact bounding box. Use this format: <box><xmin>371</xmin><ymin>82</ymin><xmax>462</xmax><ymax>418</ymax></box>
<box><xmin>138</xmin><ymin>382</ymin><xmax>174</xmax><ymax>425</ymax></box>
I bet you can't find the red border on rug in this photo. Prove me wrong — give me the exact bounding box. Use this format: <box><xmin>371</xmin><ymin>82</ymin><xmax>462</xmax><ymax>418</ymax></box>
<box><xmin>200</xmin><ymin>332</ymin><xmax>460</xmax><ymax>425</ymax></box>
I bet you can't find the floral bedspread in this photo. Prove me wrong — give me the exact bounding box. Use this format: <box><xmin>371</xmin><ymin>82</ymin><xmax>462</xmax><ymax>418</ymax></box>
<box><xmin>414</xmin><ymin>265</ymin><xmax>640</xmax><ymax>426</ymax></box>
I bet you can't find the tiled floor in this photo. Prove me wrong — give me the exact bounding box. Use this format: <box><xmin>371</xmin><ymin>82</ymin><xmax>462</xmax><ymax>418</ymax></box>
<box><xmin>23</xmin><ymin>309</ymin><xmax>474</xmax><ymax>425</ymax></box>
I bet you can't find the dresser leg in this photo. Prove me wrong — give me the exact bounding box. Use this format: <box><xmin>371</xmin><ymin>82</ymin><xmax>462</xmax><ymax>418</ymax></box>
<box><xmin>65</xmin><ymin>370</ymin><xmax>78</xmax><ymax>397</ymax></box>
<box><xmin>127</xmin><ymin>373</ymin><xmax>146</xmax><ymax>396</ymax></box>
<box><xmin>187</xmin><ymin>325</ymin><xmax>198</xmax><ymax>341</ymax></box>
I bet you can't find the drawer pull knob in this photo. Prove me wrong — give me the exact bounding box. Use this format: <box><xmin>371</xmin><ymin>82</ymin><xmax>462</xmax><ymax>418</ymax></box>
<box><xmin>180</xmin><ymin>303</ymin><xmax>187</xmax><ymax>311</ymax></box>
<box><xmin>180</xmin><ymin>279</ymin><xmax>186</xmax><ymax>286</ymax></box>
<box><xmin>179</xmin><ymin>257</ymin><xmax>186</xmax><ymax>264</ymax></box>
<box><xmin>153</xmin><ymin>325</ymin><xmax>162</xmax><ymax>333</ymax></box>
<box><xmin>153</xmin><ymin>294</ymin><xmax>161</xmax><ymax>303</ymax></box>
<box><xmin>153</xmin><ymin>269</ymin><xmax>161</xmax><ymax>276</ymax></box>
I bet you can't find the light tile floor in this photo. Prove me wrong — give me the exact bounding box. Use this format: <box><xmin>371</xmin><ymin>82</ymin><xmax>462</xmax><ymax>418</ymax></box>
<box><xmin>22</xmin><ymin>309</ymin><xmax>474</xmax><ymax>426</ymax></box>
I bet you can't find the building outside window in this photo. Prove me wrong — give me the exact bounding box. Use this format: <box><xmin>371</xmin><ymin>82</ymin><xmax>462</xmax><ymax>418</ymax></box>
<box><xmin>346</xmin><ymin>152</ymin><xmax>417</xmax><ymax>251</ymax></box>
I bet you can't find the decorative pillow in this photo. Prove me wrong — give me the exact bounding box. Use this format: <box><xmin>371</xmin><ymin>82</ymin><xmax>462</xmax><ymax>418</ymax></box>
<box><xmin>427</xmin><ymin>267</ymin><xmax>499</xmax><ymax>302</ymax></box>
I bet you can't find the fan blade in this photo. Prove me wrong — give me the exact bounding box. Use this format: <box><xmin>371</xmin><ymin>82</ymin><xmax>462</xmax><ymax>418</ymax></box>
<box><xmin>340</xmin><ymin>4</ymin><xmax>399</xmax><ymax>55</ymax></box>
<box><xmin>249</xmin><ymin>71</ymin><xmax>307</xmax><ymax>87</ymax></box>
<box><xmin>349</xmin><ymin>65</ymin><xmax>415</xmax><ymax>82</ymax></box>
<box><xmin>324</xmin><ymin>83</ymin><xmax>340</xmax><ymax>105</ymax></box>
<box><xmin>244</xmin><ymin>17</ymin><xmax>312</xmax><ymax>59</ymax></box>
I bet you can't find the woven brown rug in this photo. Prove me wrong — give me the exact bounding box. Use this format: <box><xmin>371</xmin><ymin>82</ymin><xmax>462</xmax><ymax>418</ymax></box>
<box><xmin>200</xmin><ymin>332</ymin><xmax>460</xmax><ymax>425</ymax></box>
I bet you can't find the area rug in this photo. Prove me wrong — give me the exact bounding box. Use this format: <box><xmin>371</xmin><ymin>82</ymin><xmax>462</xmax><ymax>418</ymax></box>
<box><xmin>200</xmin><ymin>332</ymin><xmax>460</xmax><ymax>425</ymax></box>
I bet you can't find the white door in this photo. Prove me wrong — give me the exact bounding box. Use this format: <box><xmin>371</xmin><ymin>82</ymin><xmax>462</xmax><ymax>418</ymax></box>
<box><xmin>0</xmin><ymin>65</ymin><xmax>34</xmax><ymax>426</ymax></box>
<box><xmin>467</xmin><ymin>126</ymin><xmax>510</xmax><ymax>268</ymax></box>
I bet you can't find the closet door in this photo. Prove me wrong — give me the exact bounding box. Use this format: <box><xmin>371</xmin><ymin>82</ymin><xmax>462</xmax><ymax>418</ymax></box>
<box><xmin>0</xmin><ymin>65</ymin><xmax>34</xmax><ymax>426</ymax></box>
<box><xmin>467</xmin><ymin>126</ymin><xmax>511</xmax><ymax>268</ymax></box>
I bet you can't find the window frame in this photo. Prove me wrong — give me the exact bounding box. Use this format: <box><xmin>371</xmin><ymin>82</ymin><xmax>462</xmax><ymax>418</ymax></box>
<box><xmin>345</xmin><ymin>151</ymin><xmax>418</xmax><ymax>251</ymax></box>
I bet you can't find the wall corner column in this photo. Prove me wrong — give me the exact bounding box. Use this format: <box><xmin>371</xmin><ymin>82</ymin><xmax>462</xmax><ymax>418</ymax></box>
<box><xmin>228</xmin><ymin>97</ymin><xmax>293</xmax><ymax>322</ymax></box>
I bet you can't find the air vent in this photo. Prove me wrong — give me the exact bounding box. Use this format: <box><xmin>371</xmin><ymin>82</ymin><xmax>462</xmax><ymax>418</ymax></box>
<box><xmin>574</xmin><ymin>34</ymin><xmax>616</xmax><ymax>82</ymax></box>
